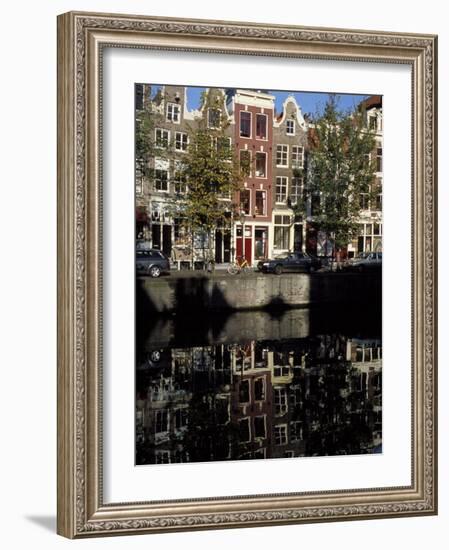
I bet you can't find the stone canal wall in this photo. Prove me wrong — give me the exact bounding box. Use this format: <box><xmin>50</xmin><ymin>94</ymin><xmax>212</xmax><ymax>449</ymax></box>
<box><xmin>137</xmin><ymin>272</ymin><xmax>381</xmax><ymax>314</ymax></box>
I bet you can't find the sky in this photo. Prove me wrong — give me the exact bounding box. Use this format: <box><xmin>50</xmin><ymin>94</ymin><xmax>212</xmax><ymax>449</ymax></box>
<box><xmin>149</xmin><ymin>84</ymin><xmax>372</xmax><ymax>118</ymax></box>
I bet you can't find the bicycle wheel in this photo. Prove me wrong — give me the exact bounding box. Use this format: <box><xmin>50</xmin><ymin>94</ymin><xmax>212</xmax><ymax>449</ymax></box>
<box><xmin>227</xmin><ymin>264</ymin><xmax>239</xmax><ymax>275</ymax></box>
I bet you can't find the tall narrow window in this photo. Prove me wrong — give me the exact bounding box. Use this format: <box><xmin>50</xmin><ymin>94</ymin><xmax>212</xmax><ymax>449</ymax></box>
<box><xmin>175</xmin><ymin>132</ymin><xmax>188</xmax><ymax>151</ymax></box>
<box><xmin>276</xmin><ymin>176</ymin><xmax>288</xmax><ymax>203</ymax></box>
<box><xmin>240</xmin><ymin>189</ymin><xmax>250</xmax><ymax>215</ymax></box>
<box><xmin>240</xmin><ymin>111</ymin><xmax>251</xmax><ymax>138</ymax></box>
<box><xmin>255</xmin><ymin>191</ymin><xmax>266</xmax><ymax>216</ymax></box>
<box><xmin>240</xmin><ymin>150</ymin><xmax>251</xmax><ymax>176</ymax></box>
<box><xmin>376</xmin><ymin>147</ymin><xmax>383</xmax><ymax>172</ymax></box>
<box><xmin>155</xmin><ymin>169</ymin><xmax>169</xmax><ymax>192</ymax></box>
<box><xmin>255</xmin><ymin>152</ymin><xmax>266</xmax><ymax>177</ymax></box>
<box><xmin>166</xmin><ymin>102</ymin><xmax>180</xmax><ymax>122</ymax></box>
<box><xmin>155</xmin><ymin>128</ymin><xmax>169</xmax><ymax>148</ymax></box>
<box><xmin>290</xmin><ymin>177</ymin><xmax>303</xmax><ymax>205</ymax></box>
<box><xmin>208</xmin><ymin>108</ymin><xmax>221</xmax><ymax>128</ymax></box>
<box><xmin>292</xmin><ymin>146</ymin><xmax>304</xmax><ymax>168</ymax></box>
<box><xmin>286</xmin><ymin>119</ymin><xmax>295</xmax><ymax>135</ymax></box>
<box><xmin>276</xmin><ymin>145</ymin><xmax>288</xmax><ymax>166</ymax></box>
<box><xmin>256</xmin><ymin>114</ymin><xmax>267</xmax><ymax>139</ymax></box>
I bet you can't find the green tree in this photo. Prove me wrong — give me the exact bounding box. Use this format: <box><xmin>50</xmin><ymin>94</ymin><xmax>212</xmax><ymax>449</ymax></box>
<box><xmin>301</xmin><ymin>96</ymin><xmax>377</xmax><ymax>261</ymax></box>
<box><xmin>175</xmin><ymin>91</ymin><xmax>245</xmax><ymax>267</ymax></box>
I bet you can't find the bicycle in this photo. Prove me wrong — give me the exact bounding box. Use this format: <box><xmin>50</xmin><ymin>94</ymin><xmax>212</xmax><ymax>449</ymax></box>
<box><xmin>227</xmin><ymin>256</ymin><xmax>252</xmax><ymax>275</ymax></box>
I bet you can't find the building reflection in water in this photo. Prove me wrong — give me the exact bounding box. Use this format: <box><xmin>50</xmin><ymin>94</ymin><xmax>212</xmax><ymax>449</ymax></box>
<box><xmin>136</xmin><ymin>334</ymin><xmax>382</xmax><ymax>465</ymax></box>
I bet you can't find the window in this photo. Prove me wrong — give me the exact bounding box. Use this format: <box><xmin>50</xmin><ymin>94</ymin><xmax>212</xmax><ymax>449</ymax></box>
<box><xmin>292</xmin><ymin>145</ymin><xmax>304</xmax><ymax>168</ymax></box>
<box><xmin>256</xmin><ymin>114</ymin><xmax>267</xmax><ymax>139</ymax></box>
<box><xmin>376</xmin><ymin>147</ymin><xmax>383</xmax><ymax>172</ymax></box>
<box><xmin>360</xmin><ymin>193</ymin><xmax>369</xmax><ymax>210</ymax></box>
<box><xmin>208</xmin><ymin>108</ymin><xmax>221</xmax><ymax>128</ymax></box>
<box><xmin>135</xmin><ymin>158</ymin><xmax>144</xmax><ymax>195</ymax></box>
<box><xmin>166</xmin><ymin>102</ymin><xmax>180</xmax><ymax>122</ymax></box>
<box><xmin>239</xmin><ymin>380</ymin><xmax>250</xmax><ymax>403</ymax></box>
<box><xmin>376</xmin><ymin>193</ymin><xmax>383</xmax><ymax>211</ymax></box>
<box><xmin>175</xmin><ymin>408</ymin><xmax>188</xmax><ymax>430</ymax></box>
<box><xmin>240</xmin><ymin>150</ymin><xmax>251</xmax><ymax>176</ymax></box>
<box><xmin>274</xmin><ymin>424</ymin><xmax>288</xmax><ymax>445</ymax></box>
<box><xmin>154</xmin><ymin>410</ymin><xmax>169</xmax><ymax>433</ymax></box>
<box><xmin>240</xmin><ymin>189</ymin><xmax>250</xmax><ymax>215</ymax></box>
<box><xmin>255</xmin><ymin>191</ymin><xmax>266</xmax><ymax>216</ymax></box>
<box><xmin>274</xmin><ymin>214</ymin><xmax>291</xmax><ymax>249</ymax></box>
<box><xmin>240</xmin><ymin>111</ymin><xmax>251</xmax><ymax>138</ymax></box>
<box><xmin>175</xmin><ymin>132</ymin><xmax>188</xmax><ymax>151</ymax></box>
<box><xmin>274</xmin><ymin>387</ymin><xmax>288</xmax><ymax>415</ymax></box>
<box><xmin>275</xmin><ymin>176</ymin><xmax>288</xmax><ymax>203</ymax></box>
<box><xmin>284</xmin><ymin>450</ymin><xmax>295</xmax><ymax>458</ymax></box>
<box><xmin>254</xmin><ymin>416</ymin><xmax>266</xmax><ymax>439</ymax></box>
<box><xmin>290</xmin><ymin>421</ymin><xmax>302</xmax><ymax>441</ymax></box>
<box><xmin>255</xmin><ymin>152</ymin><xmax>266</xmax><ymax>177</ymax></box>
<box><xmin>238</xmin><ymin>417</ymin><xmax>251</xmax><ymax>442</ymax></box>
<box><xmin>254</xmin><ymin>377</ymin><xmax>265</xmax><ymax>401</ymax></box>
<box><xmin>155</xmin><ymin>128</ymin><xmax>169</xmax><ymax>148</ymax></box>
<box><xmin>286</xmin><ymin>119</ymin><xmax>295</xmax><ymax>135</ymax></box>
<box><xmin>290</xmin><ymin>177</ymin><xmax>303</xmax><ymax>205</ymax></box>
<box><xmin>276</xmin><ymin>145</ymin><xmax>288</xmax><ymax>167</ymax></box>
<box><xmin>369</xmin><ymin>114</ymin><xmax>377</xmax><ymax>131</ymax></box>
<box><xmin>311</xmin><ymin>193</ymin><xmax>321</xmax><ymax>216</ymax></box>
<box><xmin>155</xmin><ymin>169</ymin><xmax>169</xmax><ymax>192</ymax></box>
<box><xmin>173</xmin><ymin>172</ymin><xmax>187</xmax><ymax>194</ymax></box>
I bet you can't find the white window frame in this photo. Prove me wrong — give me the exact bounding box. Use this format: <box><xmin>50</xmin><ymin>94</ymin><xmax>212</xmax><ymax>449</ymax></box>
<box><xmin>254</xmin><ymin>190</ymin><xmax>267</xmax><ymax>217</ymax></box>
<box><xmin>275</xmin><ymin>176</ymin><xmax>288</xmax><ymax>203</ymax></box>
<box><xmin>273</xmin><ymin>214</ymin><xmax>291</xmax><ymax>250</ymax></box>
<box><xmin>274</xmin><ymin>387</ymin><xmax>288</xmax><ymax>416</ymax></box>
<box><xmin>155</xmin><ymin>128</ymin><xmax>170</xmax><ymax>149</ymax></box>
<box><xmin>255</xmin><ymin>113</ymin><xmax>268</xmax><ymax>140</ymax></box>
<box><xmin>255</xmin><ymin>151</ymin><xmax>267</xmax><ymax>178</ymax></box>
<box><xmin>154</xmin><ymin>167</ymin><xmax>169</xmax><ymax>193</ymax></box>
<box><xmin>166</xmin><ymin>102</ymin><xmax>181</xmax><ymax>123</ymax></box>
<box><xmin>274</xmin><ymin>424</ymin><xmax>288</xmax><ymax>446</ymax></box>
<box><xmin>154</xmin><ymin>410</ymin><xmax>169</xmax><ymax>434</ymax></box>
<box><xmin>175</xmin><ymin>131</ymin><xmax>189</xmax><ymax>152</ymax></box>
<box><xmin>290</xmin><ymin>176</ymin><xmax>303</xmax><ymax>205</ymax></box>
<box><xmin>292</xmin><ymin>145</ymin><xmax>304</xmax><ymax>168</ymax></box>
<box><xmin>276</xmin><ymin>144</ymin><xmax>289</xmax><ymax>167</ymax></box>
<box><xmin>286</xmin><ymin>119</ymin><xmax>295</xmax><ymax>135</ymax></box>
<box><xmin>239</xmin><ymin>110</ymin><xmax>252</xmax><ymax>139</ymax></box>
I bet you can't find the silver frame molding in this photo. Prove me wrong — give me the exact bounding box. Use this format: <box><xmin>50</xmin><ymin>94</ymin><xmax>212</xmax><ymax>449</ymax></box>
<box><xmin>57</xmin><ymin>11</ymin><xmax>438</xmax><ymax>538</ymax></box>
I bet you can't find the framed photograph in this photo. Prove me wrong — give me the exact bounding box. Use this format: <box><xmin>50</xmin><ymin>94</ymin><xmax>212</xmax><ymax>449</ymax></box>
<box><xmin>57</xmin><ymin>11</ymin><xmax>437</xmax><ymax>538</ymax></box>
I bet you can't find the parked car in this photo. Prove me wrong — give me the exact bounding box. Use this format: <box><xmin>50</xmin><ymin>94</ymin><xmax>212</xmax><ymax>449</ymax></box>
<box><xmin>258</xmin><ymin>252</ymin><xmax>321</xmax><ymax>275</ymax></box>
<box><xmin>136</xmin><ymin>249</ymin><xmax>170</xmax><ymax>277</ymax></box>
<box><xmin>344</xmin><ymin>251</ymin><xmax>382</xmax><ymax>272</ymax></box>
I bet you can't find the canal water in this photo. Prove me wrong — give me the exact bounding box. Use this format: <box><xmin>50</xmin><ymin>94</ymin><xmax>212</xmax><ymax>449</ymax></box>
<box><xmin>136</xmin><ymin>305</ymin><xmax>382</xmax><ymax>465</ymax></box>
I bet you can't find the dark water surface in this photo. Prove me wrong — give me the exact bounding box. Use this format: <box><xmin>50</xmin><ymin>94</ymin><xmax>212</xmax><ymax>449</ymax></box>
<box><xmin>136</xmin><ymin>305</ymin><xmax>382</xmax><ymax>465</ymax></box>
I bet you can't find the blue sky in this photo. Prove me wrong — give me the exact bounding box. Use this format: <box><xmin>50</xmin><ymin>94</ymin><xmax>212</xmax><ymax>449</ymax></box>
<box><xmin>149</xmin><ymin>84</ymin><xmax>372</xmax><ymax>118</ymax></box>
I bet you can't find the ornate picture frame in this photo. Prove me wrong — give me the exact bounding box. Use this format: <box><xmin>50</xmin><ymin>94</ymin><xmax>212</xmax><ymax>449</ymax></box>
<box><xmin>57</xmin><ymin>11</ymin><xmax>437</xmax><ymax>538</ymax></box>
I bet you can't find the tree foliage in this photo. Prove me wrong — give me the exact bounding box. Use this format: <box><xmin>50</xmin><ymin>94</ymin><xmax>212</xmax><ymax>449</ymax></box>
<box><xmin>304</xmin><ymin>96</ymin><xmax>377</xmax><ymax>252</ymax></box>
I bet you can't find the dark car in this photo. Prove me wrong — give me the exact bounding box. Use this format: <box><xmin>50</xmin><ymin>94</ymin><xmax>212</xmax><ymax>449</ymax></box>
<box><xmin>259</xmin><ymin>252</ymin><xmax>321</xmax><ymax>275</ymax></box>
<box><xmin>136</xmin><ymin>249</ymin><xmax>170</xmax><ymax>277</ymax></box>
<box><xmin>344</xmin><ymin>251</ymin><xmax>382</xmax><ymax>272</ymax></box>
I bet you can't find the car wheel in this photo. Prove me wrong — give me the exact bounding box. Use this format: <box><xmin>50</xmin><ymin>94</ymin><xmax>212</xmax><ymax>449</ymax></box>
<box><xmin>309</xmin><ymin>265</ymin><xmax>316</xmax><ymax>273</ymax></box>
<box><xmin>358</xmin><ymin>265</ymin><xmax>364</xmax><ymax>273</ymax></box>
<box><xmin>274</xmin><ymin>264</ymin><xmax>283</xmax><ymax>275</ymax></box>
<box><xmin>149</xmin><ymin>265</ymin><xmax>161</xmax><ymax>278</ymax></box>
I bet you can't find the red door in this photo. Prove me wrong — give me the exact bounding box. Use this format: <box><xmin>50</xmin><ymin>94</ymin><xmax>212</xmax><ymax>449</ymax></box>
<box><xmin>236</xmin><ymin>226</ymin><xmax>253</xmax><ymax>265</ymax></box>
